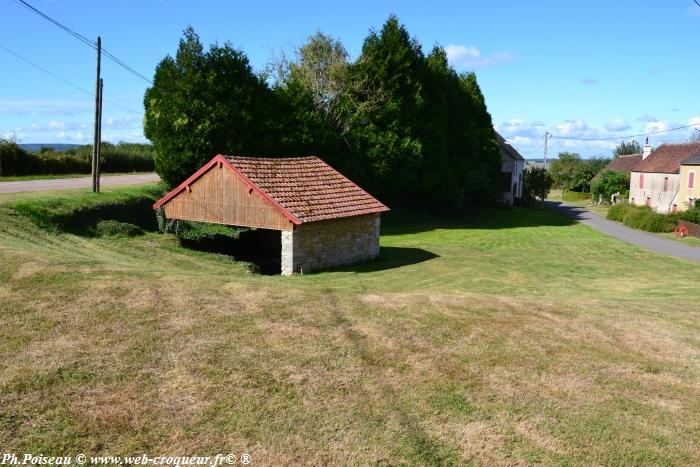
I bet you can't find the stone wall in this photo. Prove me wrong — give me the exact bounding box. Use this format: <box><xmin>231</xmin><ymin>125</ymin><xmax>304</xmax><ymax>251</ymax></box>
<box><xmin>281</xmin><ymin>213</ymin><xmax>381</xmax><ymax>275</ymax></box>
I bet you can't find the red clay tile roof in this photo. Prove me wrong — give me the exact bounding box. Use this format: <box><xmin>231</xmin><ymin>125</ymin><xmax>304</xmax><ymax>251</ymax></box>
<box><xmin>633</xmin><ymin>142</ymin><xmax>700</xmax><ymax>174</ymax></box>
<box><xmin>227</xmin><ymin>156</ymin><xmax>389</xmax><ymax>223</ymax></box>
<box><xmin>496</xmin><ymin>132</ymin><xmax>525</xmax><ymax>161</ymax></box>
<box><xmin>601</xmin><ymin>154</ymin><xmax>642</xmax><ymax>174</ymax></box>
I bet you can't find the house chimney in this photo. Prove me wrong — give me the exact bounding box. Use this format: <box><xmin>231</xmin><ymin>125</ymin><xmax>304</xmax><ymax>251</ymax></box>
<box><xmin>643</xmin><ymin>137</ymin><xmax>652</xmax><ymax>159</ymax></box>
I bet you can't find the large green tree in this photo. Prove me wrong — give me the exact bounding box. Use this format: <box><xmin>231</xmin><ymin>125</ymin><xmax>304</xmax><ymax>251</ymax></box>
<box><xmin>146</xmin><ymin>19</ymin><xmax>503</xmax><ymax>210</ymax></box>
<box><xmin>144</xmin><ymin>27</ymin><xmax>276</xmax><ymax>186</ymax></box>
<box><xmin>344</xmin><ymin>16</ymin><xmax>425</xmax><ymax>196</ymax></box>
<box><xmin>342</xmin><ymin>16</ymin><xmax>500</xmax><ymax>206</ymax></box>
<box><xmin>591</xmin><ymin>170</ymin><xmax>629</xmax><ymax>201</ymax></box>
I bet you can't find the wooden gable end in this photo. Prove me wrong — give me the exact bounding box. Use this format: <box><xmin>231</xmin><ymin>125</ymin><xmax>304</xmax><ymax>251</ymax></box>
<box><xmin>161</xmin><ymin>163</ymin><xmax>294</xmax><ymax>231</ymax></box>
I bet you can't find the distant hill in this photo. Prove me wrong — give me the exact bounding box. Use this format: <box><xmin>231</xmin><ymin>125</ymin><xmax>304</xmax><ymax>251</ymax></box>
<box><xmin>20</xmin><ymin>143</ymin><xmax>82</xmax><ymax>153</ymax></box>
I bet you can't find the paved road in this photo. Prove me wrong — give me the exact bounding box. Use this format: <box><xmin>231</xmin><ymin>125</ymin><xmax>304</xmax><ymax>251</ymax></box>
<box><xmin>546</xmin><ymin>201</ymin><xmax>700</xmax><ymax>263</ymax></box>
<box><xmin>0</xmin><ymin>173</ymin><xmax>160</xmax><ymax>194</ymax></box>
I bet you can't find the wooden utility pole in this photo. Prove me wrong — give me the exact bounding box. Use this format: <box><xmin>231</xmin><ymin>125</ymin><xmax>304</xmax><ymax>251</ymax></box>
<box><xmin>91</xmin><ymin>36</ymin><xmax>101</xmax><ymax>193</ymax></box>
<box><xmin>544</xmin><ymin>131</ymin><xmax>549</xmax><ymax>170</ymax></box>
<box><xmin>96</xmin><ymin>78</ymin><xmax>103</xmax><ymax>192</ymax></box>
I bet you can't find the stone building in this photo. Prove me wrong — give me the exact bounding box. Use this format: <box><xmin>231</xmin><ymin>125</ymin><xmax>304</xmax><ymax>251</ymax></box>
<box><xmin>153</xmin><ymin>155</ymin><xmax>389</xmax><ymax>275</ymax></box>
<box><xmin>629</xmin><ymin>141</ymin><xmax>700</xmax><ymax>213</ymax></box>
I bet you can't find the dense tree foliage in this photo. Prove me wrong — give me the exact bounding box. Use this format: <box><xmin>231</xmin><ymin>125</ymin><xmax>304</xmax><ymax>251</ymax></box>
<box><xmin>523</xmin><ymin>167</ymin><xmax>553</xmax><ymax>206</ymax></box>
<box><xmin>613</xmin><ymin>140</ymin><xmax>641</xmax><ymax>158</ymax></box>
<box><xmin>144</xmin><ymin>28</ymin><xmax>277</xmax><ymax>186</ymax></box>
<box><xmin>591</xmin><ymin>170</ymin><xmax>629</xmax><ymax>201</ymax></box>
<box><xmin>549</xmin><ymin>152</ymin><xmax>609</xmax><ymax>192</ymax></box>
<box><xmin>146</xmin><ymin>19</ymin><xmax>502</xmax><ymax>209</ymax></box>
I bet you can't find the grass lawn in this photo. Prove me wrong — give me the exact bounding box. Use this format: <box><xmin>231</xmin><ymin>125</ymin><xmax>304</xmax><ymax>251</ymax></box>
<box><xmin>2</xmin><ymin>187</ymin><xmax>700</xmax><ymax>465</ymax></box>
<box><xmin>547</xmin><ymin>189</ymin><xmax>610</xmax><ymax>217</ymax></box>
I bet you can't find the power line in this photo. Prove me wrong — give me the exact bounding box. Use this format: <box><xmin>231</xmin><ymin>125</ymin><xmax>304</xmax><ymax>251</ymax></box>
<box><xmin>14</xmin><ymin>0</ymin><xmax>153</xmax><ymax>85</ymax></box>
<box><xmin>693</xmin><ymin>0</ymin><xmax>700</xmax><ymax>9</ymax></box>
<box><xmin>0</xmin><ymin>42</ymin><xmax>92</xmax><ymax>97</ymax></box>
<box><xmin>0</xmin><ymin>42</ymin><xmax>142</xmax><ymax>114</ymax></box>
<box><xmin>550</xmin><ymin>122</ymin><xmax>700</xmax><ymax>142</ymax></box>
<box><xmin>521</xmin><ymin>143</ymin><xmax>546</xmax><ymax>156</ymax></box>
<box><xmin>14</xmin><ymin>0</ymin><xmax>95</xmax><ymax>48</ymax></box>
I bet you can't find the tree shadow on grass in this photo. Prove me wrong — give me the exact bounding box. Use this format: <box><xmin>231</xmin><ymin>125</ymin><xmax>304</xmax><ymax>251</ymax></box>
<box><xmin>316</xmin><ymin>246</ymin><xmax>439</xmax><ymax>274</ymax></box>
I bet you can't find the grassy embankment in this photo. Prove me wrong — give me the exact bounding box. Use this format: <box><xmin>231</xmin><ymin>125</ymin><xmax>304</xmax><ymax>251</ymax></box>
<box><xmin>1</xmin><ymin>186</ymin><xmax>700</xmax><ymax>465</ymax></box>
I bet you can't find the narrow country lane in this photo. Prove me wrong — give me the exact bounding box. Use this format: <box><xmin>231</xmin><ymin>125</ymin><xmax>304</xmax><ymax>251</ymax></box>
<box><xmin>546</xmin><ymin>200</ymin><xmax>700</xmax><ymax>262</ymax></box>
<box><xmin>0</xmin><ymin>173</ymin><xmax>160</xmax><ymax>194</ymax></box>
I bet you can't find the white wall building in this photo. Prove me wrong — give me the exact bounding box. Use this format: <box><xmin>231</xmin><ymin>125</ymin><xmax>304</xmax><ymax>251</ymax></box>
<box><xmin>628</xmin><ymin>141</ymin><xmax>700</xmax><ymax>213</ymax></box>
<box><xmin>496</xmin><ymin>132</ymin><xmax>525</xmax><ymax>206</ymax></box>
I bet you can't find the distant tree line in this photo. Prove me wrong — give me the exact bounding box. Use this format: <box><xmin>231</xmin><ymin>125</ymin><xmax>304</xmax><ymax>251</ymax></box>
<box><xmin>548</xmin><ymin>152</ymin><xmax>610</xmax><ymax>193</ymax></box>
<box><xmin>0</xmin><ymin>139</ymin><xmax>154</xmax><ymax>177</ymax></box>
<box><xmin>144</xmin><ymin>16</ymin><xmax>502</xmax><ymax>210</ymax></box>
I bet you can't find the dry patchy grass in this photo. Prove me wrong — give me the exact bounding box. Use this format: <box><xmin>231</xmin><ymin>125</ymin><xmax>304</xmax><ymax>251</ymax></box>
<box><xmin>1</xmin><ymin>192</ymin><xmax>700</xmax><ymax>464</ymax></box>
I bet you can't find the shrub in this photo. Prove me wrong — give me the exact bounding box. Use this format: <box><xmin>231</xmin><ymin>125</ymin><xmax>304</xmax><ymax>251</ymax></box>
<box><xmin>607</xmin><ymin>203</ymin><xmax>634</xmax><ymax>222</ymax></box>
<box><xmin>679</xmin><ymin>207</ymin><xmax>700</xmax><ymax>224</ymax></box>
<box><xmin>95</xmin><ymin>220</ymin><xmax>144</xmax><ymax>237</ymax></box>
<box><xmin>175</xmin><ymin>221</ymin><xmax>246</xmax><ymax>242</ymax></box>
<box><xmin>610</xmin><ymin>204</ymin><xmax>677</xmax><ymax>232</ymax></box>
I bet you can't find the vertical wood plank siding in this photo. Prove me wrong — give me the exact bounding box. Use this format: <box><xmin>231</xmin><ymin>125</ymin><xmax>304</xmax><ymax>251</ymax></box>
<box><xmin>163</xmin><ymin>164</ymin><xmax>293</xmax><ymax>231</ymax></box>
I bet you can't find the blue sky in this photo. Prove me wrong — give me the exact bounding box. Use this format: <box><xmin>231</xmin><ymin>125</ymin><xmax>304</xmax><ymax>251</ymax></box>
<box><xmin>1</xmin><ymin>0</ymin><xmax>699</xmax><ymax>158</ymax></box>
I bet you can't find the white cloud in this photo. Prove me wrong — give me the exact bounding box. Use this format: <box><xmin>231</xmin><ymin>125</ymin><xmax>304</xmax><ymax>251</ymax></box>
<box><xmin>605</xmin><ymin>118</ymin><xmax>631</xmax><ymax>132</ymax></box>
<box><xmin>688</xmin><ymin>116</ymin><xmax>700</xmax><ymax>127</ymax></box>
<box><xmin>555</xmin><ymin>119</ymin><xmax>589</xmax><ymax>137</ymax></box>
<box><xmin>445</xmin><ymin>44</ymin><xmax>517</xmax><ymax>70</ymax></box>
<box><xmin>0</xmin><ymin>99</ymin><xmax>92</xmax><ymax>116</ymax></box>
<box><xmin>645</xmin><ymin>120</ymin><xmax>669</xmax><ymax>133</ymax></box>
<box><xmin>2</xmin><ymin>117</ymin><xmax>145</xmax><ymax>144</ymax></box>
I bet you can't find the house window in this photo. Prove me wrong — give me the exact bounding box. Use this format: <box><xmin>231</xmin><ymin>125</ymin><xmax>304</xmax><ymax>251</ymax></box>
<box><xmin>672</xmin><ymin>204</ymin><xmax>678</xmax><ymax>212</ymax></box>
<box><xmin>639</xmin><ymin>173</ymin><xmax>644</xmax><ymax>189</ymax></box>
<box><xmin>663</xmin><ymin>177</ymin><xmax>669</xmax><ymax>192</ymax></box>
<box><xmin>645</xmin><ymin>197</ymin><xmax>651</xmax><ymax>206</ymax></box>
<box><xmin>690</xmin><ymin>171</ymin><xmax>696</xmax><ymax>189</ymax></box>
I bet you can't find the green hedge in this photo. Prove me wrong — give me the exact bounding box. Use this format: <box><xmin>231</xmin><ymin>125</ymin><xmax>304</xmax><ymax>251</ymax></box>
<box><xmin>607</xmin><ymin>203</ymin><xmax>634</xmax><ymax>222</ymax></box>
<box><xmin>0</xmin><ymin>139</ymin><xmax>154</xmax><ymax>177</ymax></box>
<box><xmin>607</xmin><ymin>203</ymin><xmax>680</xmax><ymax>233</ymax></box>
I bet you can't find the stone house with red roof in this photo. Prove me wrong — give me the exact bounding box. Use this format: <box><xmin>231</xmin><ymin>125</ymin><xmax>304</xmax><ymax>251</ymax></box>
<box><xmin>153</xmin><ymin>155</ymin><xmax>389</xmax><ymax>275</ymax></box>
<box><xmin>629</xmin><ymin>141</ymin><xmax>700</xmax><ymax>213</ymax></box>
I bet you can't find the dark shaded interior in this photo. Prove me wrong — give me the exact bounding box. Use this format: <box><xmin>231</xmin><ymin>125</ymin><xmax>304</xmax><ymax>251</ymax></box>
<box><xmin>179</xmin><ymin>227</ymin><xmax>282</xmax><ymax>275</ymax></box>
